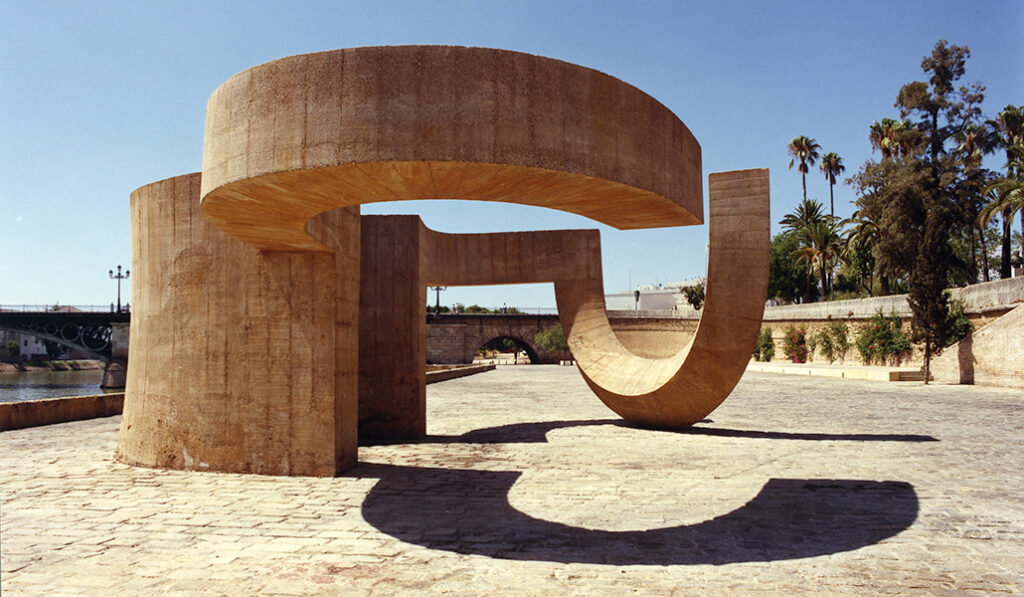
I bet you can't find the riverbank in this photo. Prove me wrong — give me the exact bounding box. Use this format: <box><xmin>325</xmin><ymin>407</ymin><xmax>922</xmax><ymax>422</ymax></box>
<box><xmin>0</xmin><ymin>359</ymin><xmax>104</xmax><ymax>373</ymax></box>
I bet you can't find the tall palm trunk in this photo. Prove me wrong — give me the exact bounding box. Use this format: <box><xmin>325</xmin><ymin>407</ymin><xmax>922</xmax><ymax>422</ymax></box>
<box><xmin>1001</xmin><ymin>208</ymin><xmax>1012</xmax><ymax>278</ymax></box>
<box><xmin>820</xmin><ymin>257</ymin><xmax>828</xmax><ymax>299</ymax></box>
<box><xmin>978</xmin><ymin>221</ymin><xmax>990</xmax><ymax>282</ymax></box>
<box><xmin>829</xmin><ymin>183</ymin><xmax>834</xmax><ymax>218</ymax></box>
<box><xmin>968</xmin><ymin>223</ymin><xmax>977</xmax><ymax>284</ymax></box>
<box><xmin>801</xmin><ymin>172</ymin><xmax>807</xmax><ymax>202</ymax></box>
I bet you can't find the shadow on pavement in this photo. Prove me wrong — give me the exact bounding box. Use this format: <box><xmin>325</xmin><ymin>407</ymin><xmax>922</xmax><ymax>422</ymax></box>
<box><xmin>357</xmin><ymin>463</ymin><xmax>918</xmax><ymax>565</ymax></box>
<box><xmin>356</xmin><ymin>419</ymin><xmax>921</xmax><ymax>564</ymax></box>
<box><xmin>362</xmin><ymin>419</ymin><xmax>937</xmax><ymax>445</ymax></box>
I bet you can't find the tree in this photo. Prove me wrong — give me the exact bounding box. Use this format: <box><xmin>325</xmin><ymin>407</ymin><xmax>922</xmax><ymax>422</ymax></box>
<box><xmin>869</xmin><ymin>118</ymin><xmax>914</xmax><ymax>160</ymax></box>
<box><xmin>791</xmin><ymin>219</ymin><xmax>844</xmax><ymax>299</ymax></box>
<box><xmin>780</xmin><ymin>198</ymin><xmax>829</xmax><ymax>301</ymax></box>
<box><xmin>787</xmin><ymin>136</ymin><xmax>821</xmax><ymax>202</ymax></box>
<box><xmin>767</xmin><ymin>231</ymin><xmax>815</xmax><ymax>304</ymax></box>
<box><xmin>848</xmin><ymin>158</ymin><xmax>927</xmax><ymax>296</ymax></box>
<box><xmin>780</xmin><ymin>197</ymin><xmax>826</xmax><ymax>233</ymax></box>
<box><xmin>5</xmin><ymin>340</ymin><xmax>20</xmax><ymax>362</ymax></box>
<box><xmin>981</xmin><ymin>151</ymin><xmax>1024</xmax><ymax>267</ymax></box>
<box><xmin>895</xmin><ymin>39</ymin><xmax>984</xmax><ymax>382</ymax></box>
<box><xmin>679</xmin><ymin>280</ymin><xmax>705</xmax><ymax>310</ymax></box>
<box><xmin>819</xmin><ymin>152</ymin><xmax>845</xmax><ymax>217</ymax></box>
<box><xmin>985</xmin><ymin>106</ymin><xmax>1024</xmax><ymax>276</ymax></box>
<box><xmin>535</xmin><ymin>324</ymin><xmax>571</xmax><ymax>364</ymax></box>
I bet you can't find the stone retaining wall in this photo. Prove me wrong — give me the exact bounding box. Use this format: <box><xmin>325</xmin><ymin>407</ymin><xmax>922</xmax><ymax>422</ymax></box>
<box><xmin>0</xmin><ymin>393</ymin><xmax>124</xmax><ymax>431</ymax></box>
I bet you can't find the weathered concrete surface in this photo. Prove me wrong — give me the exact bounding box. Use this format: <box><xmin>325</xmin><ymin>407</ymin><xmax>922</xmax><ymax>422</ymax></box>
<box><xmin>0</xmin><ymin>393</ymin><xmax>124</xmax><ymax>431</ymax></box>
<box><xmin>119</xmin><ymin>174</ymin><xmax>360</xmax><ymax>476</ymax></box>
<box><xmin>360</xmin><ymin>215</ymin><xmax>599</xmax><ymax>441</ymax></box>
<box><xmin>200</xmin><ymin>46</ymin><xmax>702</xmax><ymax>251</ymax></box>
<box><xmin>127</xmin><ymin>46</ymin><xmax>761</xmax><ymax>473</ymax></box>
<box><xmin>932</xmin><ymin>304</ymin><xmax>1024</xmax><ymax>389</ymax></box>
<box><xmin>3</xmin><ymin>367</ymin><xmax>1022</xmax><ymax>595</ymax></box>
<box><xmin>358</xmin><ymin>216</ymin><xmax>427</xmax><ymax>441</ymax></box>
<box><xmin>557</xmin><ymin>169</ymin><xmax>769</xmax><ymax>428</ymax></box>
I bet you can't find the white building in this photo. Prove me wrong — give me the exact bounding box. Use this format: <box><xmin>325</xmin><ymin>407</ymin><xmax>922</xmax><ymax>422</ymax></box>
<box><xmin>605</xmin><ymin>279</ymin><xmax>704</xmax><ymax>312</ymax></box>
<box><xmin>0</xmin><ymin>331</ymin><xmax>47</xmax><ymax>361</ymax></box>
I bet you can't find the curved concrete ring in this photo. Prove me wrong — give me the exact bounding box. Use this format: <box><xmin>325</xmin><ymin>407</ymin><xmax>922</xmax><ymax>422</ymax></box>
<box><xmin>199</xmin><ymin>46</ymin><xmax>768</xmax><ymax>429</ymax></box>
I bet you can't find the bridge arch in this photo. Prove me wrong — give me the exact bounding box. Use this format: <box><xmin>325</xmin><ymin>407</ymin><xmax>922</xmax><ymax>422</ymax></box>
<box><xmin>471</xmin><ymin>334</ymin><xmax>540</xmax><ymax>365</ymax></box>
<box><xmin>0</xmin><ymin>321</ymin><xmax>113</xmax><ymax>362</ymax></box>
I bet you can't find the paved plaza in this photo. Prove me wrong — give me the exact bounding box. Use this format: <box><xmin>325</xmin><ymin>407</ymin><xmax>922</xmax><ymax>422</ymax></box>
<box><xmin>2</xmin><ymin>366</ymin><xmax>1022</xmax><ymax>595</ymax></box>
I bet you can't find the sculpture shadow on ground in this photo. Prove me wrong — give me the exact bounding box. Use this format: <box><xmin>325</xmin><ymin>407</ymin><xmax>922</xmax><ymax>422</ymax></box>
<box><xmin>362</xmin><ymin>418</ymin><xmax>938</xmax><ymax>445</ymax></box>
<box><xmin>356</xmin><ymin>420</ymin><xmax>922</xmax><ymax>565</ymax></box>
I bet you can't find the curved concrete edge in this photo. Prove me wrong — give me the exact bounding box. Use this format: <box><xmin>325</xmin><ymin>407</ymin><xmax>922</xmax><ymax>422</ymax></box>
<box><xmin>0</xmin><ymin>394</ymin><xmax>124</xmax><ymax>431</ymax></box>
<box><xmin>199</xmin><ymin>45</ymin><xmax>702</xmax><ymax>251</ymax></box>
<box><xmin>557</xmin><ymin>168</ymin><xmax>769</xmax><ymax>428</ymax></box>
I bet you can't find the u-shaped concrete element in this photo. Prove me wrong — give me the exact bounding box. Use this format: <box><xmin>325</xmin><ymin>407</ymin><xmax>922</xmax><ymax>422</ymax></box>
<box><xmin>555</xmin><ymin>169</ymin><xmax>770</xmax><ymax>428</ymax></box>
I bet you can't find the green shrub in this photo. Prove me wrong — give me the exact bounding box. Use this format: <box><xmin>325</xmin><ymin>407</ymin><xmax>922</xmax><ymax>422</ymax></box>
<box><xmin>753</xmin><ymin>327</ymin><xmax>775</xmax><ymax>362</ymax></box>
<box><xmin>854</xmin><ymin>312</ymin><xmax>912</xmax><ymax>365</ymax></box>
<box><xmin>811</xmin><ymin>321</ymin><xmax>850</xmax><ymax>363</ymax></box>
<box><xmin>944</xmin><ymin>298</ymin><xmax>972</xmax><ymax>347</ymax></box>
<box><xmin>782</xmin><ymin>324</ymin><xmax>808</xmax><ymax>363</ymax></box>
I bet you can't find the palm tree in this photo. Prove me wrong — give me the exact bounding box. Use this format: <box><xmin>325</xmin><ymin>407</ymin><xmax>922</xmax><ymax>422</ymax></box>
<box><xmin>819</xmin><ymin>152</ymin><xmax>845</xmax><ymax>217</ymax></box>
<box><xmin>868</xmin><ymin>118</ymin><xmax>912</xmax><ymax>160</ymax></box>
<box><xmin>781</xmin><ymin>198</ymin><xmax>829</xmax><ymax>301</ymax></box>
<box><xmin>792</xmin><ymin>219</ymin><xmax>844</xmax><ymax>299</ymax></box>
<box><xmin>981</xmin><ymin>144</ymin><xmax>1024</xmax><ymax>270</ymax></box>
<box><xmin>787</xmin><ymin>136</ymin><xmax>820</xmax><ymax>202</ymax></box>
<box><xmin>986</xmin><ymin>105</ymin><xmax>1024</xmax><ymax>277</ymax></box>
<box><xmin>955</xmin><ymin>122</ymin><xmax>993</xmax><ymax>282</ymax></box>
<box><xmin>780</xmin><ymin>197</ymin><xmax>826</xmax><ymax>234</ymax></box>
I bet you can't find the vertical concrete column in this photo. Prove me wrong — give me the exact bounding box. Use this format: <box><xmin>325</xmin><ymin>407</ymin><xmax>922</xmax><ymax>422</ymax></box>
<box><xmin>118</xmin><ymin>173</ymin><xmax>359</xmax><ymax>476</ymax></box>
<box><xmin>100</xmin><ymin>322</ymin><xmax>129</xmax><ymax>388</ymax></box>
<box><xmin>358</xmin><ymin>215</ymin><xmax>427</xmax><ymax>441</ymax></box>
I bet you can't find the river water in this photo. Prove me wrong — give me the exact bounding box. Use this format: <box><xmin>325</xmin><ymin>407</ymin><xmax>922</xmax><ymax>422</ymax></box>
<box><xmin>0</xmin><ymin>369</ymin><xmax>118</xmax><ymax>403</ymax></box>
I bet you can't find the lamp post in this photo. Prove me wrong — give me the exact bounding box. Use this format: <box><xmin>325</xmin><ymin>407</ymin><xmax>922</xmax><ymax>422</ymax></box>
<box><xmin>109</xmin><ymin>265</ymin><xmax>130</xmax><ymax>313</ymax></box>
<box><xmin>430</xmin><ymin>286</ymin><xmax>446</xmax><ymax>314</ymax></box>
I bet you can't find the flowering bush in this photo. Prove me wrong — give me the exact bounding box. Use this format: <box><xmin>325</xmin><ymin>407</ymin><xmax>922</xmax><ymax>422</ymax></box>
<box><xmin>812</xmin><ymin>321</ymin><xmax>850</xmax><ymax>363</ymax></box>
<box><xmin>783</xmin><ymin>324</ymin><xmax>808</xmax><ymax>363</ymax></box>
<box><xmin>753</xmin><ymin>327</ymin><xmax>775</xmax><ymax>362</ymax></box>
<box><xmin>855</xmin><ymin>312</ymin><xmax>912</xmax><ymax>365</ymax></box>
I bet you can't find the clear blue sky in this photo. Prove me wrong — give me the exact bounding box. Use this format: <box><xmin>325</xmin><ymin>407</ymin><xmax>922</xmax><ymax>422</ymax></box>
<box><xmin>2</xmin><ymin>1</ymin><xmax>1021</xmax><ymax>309</ymax></box>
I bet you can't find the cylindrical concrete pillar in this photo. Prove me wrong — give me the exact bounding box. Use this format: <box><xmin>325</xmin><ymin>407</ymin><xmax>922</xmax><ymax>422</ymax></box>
<box><xmin>117</xmin><ymin>173</ymin><xmax>359</xmax><ymax>476</ymax></box>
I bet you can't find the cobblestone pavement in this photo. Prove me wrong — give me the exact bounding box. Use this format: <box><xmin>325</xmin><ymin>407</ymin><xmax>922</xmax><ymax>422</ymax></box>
<box><xmin>2</xmin><ymin>367</ymin><xmax>1022</xmax><ymax>595</ymax></box>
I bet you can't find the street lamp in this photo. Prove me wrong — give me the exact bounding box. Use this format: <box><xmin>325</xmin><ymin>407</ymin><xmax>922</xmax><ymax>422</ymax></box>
<box><xmin>430</xmin><ymin>286</ymin><xmax>446</xmax><ymax>314</ymax></box>
<box><xmin>109</xmin><ymin>265</ymin><xmax>130</xmax><ymax>313</ymax></box>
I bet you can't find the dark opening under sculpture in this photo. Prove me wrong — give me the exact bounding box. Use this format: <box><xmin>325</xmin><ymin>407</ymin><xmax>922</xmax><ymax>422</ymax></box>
<box><xmin>117</xmin><ymin>46</ymin><xmax>769</xmax><ymax>476</ymax></box>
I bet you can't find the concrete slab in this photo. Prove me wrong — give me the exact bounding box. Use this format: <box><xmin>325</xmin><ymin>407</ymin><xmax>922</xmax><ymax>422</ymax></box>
<box><xmin>2</xmin><ymin>366</ymin><xmax>1022</xmax><ymax>595</ymax></box>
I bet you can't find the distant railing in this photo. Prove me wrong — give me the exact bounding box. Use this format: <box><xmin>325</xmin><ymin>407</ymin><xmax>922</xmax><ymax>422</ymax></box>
<box><xmin>0</xmin><ymin>305</ymin><xmax>127</xmax><ymax>313</ymax></box>
<box><xmin>430</xmin><ymin>307</ymin><xmax>560</xmax><ymax>316</ymax></box>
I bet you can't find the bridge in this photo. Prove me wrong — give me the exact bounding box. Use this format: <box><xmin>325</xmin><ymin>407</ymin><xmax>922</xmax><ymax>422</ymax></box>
<box><xmin>427</xmin><ymin>313</ymin><xmax>566</xmax><ymax>364</ymax></box>
<box><xmin>426</xmin><ymin>313</ymin><xmax>697</xmax><ymax>364</ymax></box>
<box><xmin>0</xmin><ymin>307</ymin><xmax>130</xmax><ymax>388</ymax></box>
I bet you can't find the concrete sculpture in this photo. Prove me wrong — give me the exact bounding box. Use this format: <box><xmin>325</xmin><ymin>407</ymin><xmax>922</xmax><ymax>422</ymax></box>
<box><xmin>117</xmin><ymin>46</ymin><xmax>769</xmax><ymax>476</ymax></box>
